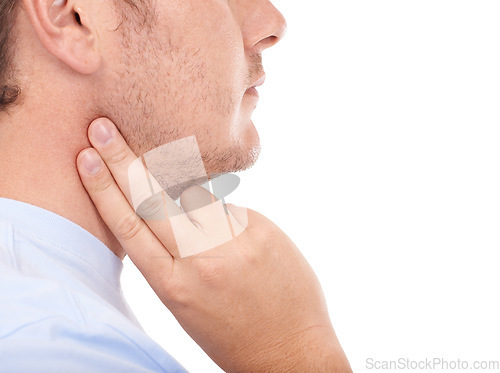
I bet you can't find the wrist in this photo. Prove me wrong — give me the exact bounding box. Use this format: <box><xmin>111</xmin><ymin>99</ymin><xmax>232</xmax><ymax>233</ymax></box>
<box><xmin>291</xmin><ymin>326</ymin><xmax>352</xmax><ymax>373</ymax></box>
<box><xmin>240</xmin><ymin>325</ymin><xmax>351</xmax><ymax>373</ymax></box>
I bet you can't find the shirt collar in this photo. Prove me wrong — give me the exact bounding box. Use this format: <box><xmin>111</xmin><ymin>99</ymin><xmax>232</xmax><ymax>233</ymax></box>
<box><xmin>0</xmin><ymin>197</ymin><xmax>123</xmax><ymax>292</ymax></box>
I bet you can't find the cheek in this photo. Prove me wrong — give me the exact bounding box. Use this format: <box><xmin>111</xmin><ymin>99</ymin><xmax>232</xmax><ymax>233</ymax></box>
<box><xmin>163</xmin><ymin>2</ymin><xmax>247</xmax><ymax>110</ymax></box>
<box><xmin>105</xmin><ymin>2</ymin><xmax>248</xmax><ymax>154</ymax></box>
<box><xmin>166</xmin><ymin>44</ymin><xmax>244</xmax><ymax>140</ymax></box>
<box><xmin>212</xmin><ymin>20</ymin><xmax>247</xmax><ymax>100</ymax></box>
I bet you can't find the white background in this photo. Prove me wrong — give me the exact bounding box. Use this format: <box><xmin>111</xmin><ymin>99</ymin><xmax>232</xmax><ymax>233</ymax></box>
<box><xmin>122</xmin><ymin>1</ymin><xmax>500</xmax><ymax>372</ymax></box>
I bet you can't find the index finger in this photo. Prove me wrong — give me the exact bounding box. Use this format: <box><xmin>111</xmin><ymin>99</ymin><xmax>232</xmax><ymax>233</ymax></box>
<box><xmin>86</xmin><ymin>118</ymin><xmax>198</xmax><ymax>257</ymax></box>
<box><xmin>77</xmin><ymin>147</ymin><xmax>175</xmax><ymax>284</ymax></box>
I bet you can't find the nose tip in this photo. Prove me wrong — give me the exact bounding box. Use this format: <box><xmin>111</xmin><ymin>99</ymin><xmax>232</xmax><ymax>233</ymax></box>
<box><xmin>244</xmin><ymin>1</ymin><xmax>289</xmax><ymax>52</ymax></box>
<box><xmin>269</xmin><ymin>7</ymin><xmax>287</xmax><ymax>46</ymax></box>
<box><xmin>276</xmin><ymin>12</ymin><xmax>288</xmax><ymax>42</ymax></box>
<box><xmin>257</xmin><ymin>9</ymin><xmax>287</xmax><ymax>50</ymax></box>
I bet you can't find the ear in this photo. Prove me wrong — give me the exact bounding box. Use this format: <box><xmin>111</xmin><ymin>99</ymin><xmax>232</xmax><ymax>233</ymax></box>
<box><xmin>21</xmin><ymin>0</ymin><xmax>101</xmax><ymax>75</ymax></box>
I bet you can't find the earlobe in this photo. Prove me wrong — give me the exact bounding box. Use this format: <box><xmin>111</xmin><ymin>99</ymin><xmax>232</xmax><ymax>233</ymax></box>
<box><xmin>22</xmin><ymin>0</ymin><xmax>101</xmax><ymax>75</ymax></box>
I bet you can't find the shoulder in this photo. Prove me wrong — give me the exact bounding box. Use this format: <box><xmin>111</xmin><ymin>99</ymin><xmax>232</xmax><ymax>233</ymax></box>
<box><xmin>0</xmin><ymin>268</ymin><xmax>186</xmax><ymax>373</ymax></box>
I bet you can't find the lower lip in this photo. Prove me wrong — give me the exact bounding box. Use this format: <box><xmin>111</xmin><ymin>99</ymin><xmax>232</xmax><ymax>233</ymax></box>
<box><xmin>245</xmin><ymin>87</ymin><xmax>259</xmax><ymax>98</ymax></box>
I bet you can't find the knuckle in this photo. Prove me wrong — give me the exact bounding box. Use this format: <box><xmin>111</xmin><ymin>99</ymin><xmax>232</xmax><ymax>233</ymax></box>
<box><xmin>137</xmin><ymin>193</ymin><xmax>166</xmax><ymax>220</ymax></box>
<box><xmin>114</xmin><ymin>211</ymin><xmax>142</xmax><ymax>241</ymax></box>
<box><xmin>247</xmin><ymin>220</ymin><xmax>282</xmax><ymax>255</ymax></box>
<box><xmin>90</xmin><ymin>172</ymin><xmax>115</xmax><ymax>195</ymax></box>
<box><xmin>160</xmin><ymin>277</ymin><xmax>189</xmax><ymax>307</ymax></box>
<box><xmin>107</xmin><ymin>146</ymin><xmax>129</xmax><ymax>167</ymax></box>
<box><xmin>196</xmin><ymin>259</ymin><xmax>225</xmax><ymax>285</ymax></box>
<box><xmin>145</xmin><ymin>259</ymin><xmax>183</xmax><ymax>303</ymax></box>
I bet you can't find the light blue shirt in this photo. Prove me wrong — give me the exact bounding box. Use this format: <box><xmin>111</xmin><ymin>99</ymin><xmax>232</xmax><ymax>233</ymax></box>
<box><xmin>0</xmin><ymin>197</ymin><xmax>187</xmax><ymax>372</ymax></box>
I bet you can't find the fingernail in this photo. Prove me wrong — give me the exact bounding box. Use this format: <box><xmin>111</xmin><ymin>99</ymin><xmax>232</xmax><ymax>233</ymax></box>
<box><xmin>81</xmin><ymin>149</ymin><xmax>101</xmax><ymax>175</ymax></box>
<box><xmin>93</xmin><ymin>119</ymin><xmax>114</xmax><ymax>146</ymax></box>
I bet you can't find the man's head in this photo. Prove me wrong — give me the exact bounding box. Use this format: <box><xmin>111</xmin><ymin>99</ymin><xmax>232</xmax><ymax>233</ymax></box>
<box><xmin>1</xmin><ymin>0</ymin><xmax>286</xmax><ymax>176</ymax></box>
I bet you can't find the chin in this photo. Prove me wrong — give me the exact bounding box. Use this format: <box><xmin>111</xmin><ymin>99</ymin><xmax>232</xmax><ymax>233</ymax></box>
<box><xmin>236</xmin><ymin>143</ymin><xmax>261</xmax><ymax>173</ymax></box>
<box><xmin>232</xmin><ymin>119</ymin><xmax>261</xmax><ymax>171</ymax></box>
<box><xmin>203</xmin><ymin>128</ymin><xmax>261</xmax><ymax>177</ymax></box>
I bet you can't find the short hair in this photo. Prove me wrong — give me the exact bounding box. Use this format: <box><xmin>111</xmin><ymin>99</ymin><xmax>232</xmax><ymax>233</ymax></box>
<box><xmin>0</xmin><ymin>0</ymin><xmax>20</xmax><ymax>113</ymax></box>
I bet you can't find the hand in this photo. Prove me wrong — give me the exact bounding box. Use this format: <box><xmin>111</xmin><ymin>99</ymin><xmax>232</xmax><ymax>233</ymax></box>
<box><xmin>76</xmin><ymin>118</ymin><xmax>352</xmax><ymax>373</ymax></box>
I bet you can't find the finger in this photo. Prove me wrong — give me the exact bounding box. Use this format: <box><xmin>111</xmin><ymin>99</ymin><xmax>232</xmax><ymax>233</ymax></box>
<box><xmin>87</xmin><ymin>118</ymin><xmax>196</xmax><ymax>257</ymax></box>
<box><xmin>180</xmin><ymin>186</ymin><xmax>248</xmax><ymax>246</ymax></box>
<box><xmin>76</xmin><ymin>148</ymin><xmax>174</xmax><ymax>283</ymax></box>
<box><xmin>180</xmin><ymin>184</ymin><xmax>218</xmax><ymax>214</ymax></box>
<box><xmin>225</xmin><ymin>203</ymin><xmax>249</xmax><ymax>233</ymax></box>
<box><xmin>180</xmin><ymin>186</ymin><xmax>248</xmax><ymax>233</ymax></box>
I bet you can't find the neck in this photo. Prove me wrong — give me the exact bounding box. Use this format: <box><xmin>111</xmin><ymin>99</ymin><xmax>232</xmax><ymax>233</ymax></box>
<box><xmin>0</xmin><ymin>105</ymin><xmax>125</xmax><ymax>260</ymax></box>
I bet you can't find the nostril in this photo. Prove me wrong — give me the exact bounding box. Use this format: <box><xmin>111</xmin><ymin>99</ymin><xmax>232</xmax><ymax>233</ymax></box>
<box><xmin>75</xmin><ymin>12</ymin><xmax>82</xmax><ymax>26</ymax></box>
<box><xmin>262</xmin><ymin>35</ymin><xmax>279</xmax><ymax>48</ymax></box>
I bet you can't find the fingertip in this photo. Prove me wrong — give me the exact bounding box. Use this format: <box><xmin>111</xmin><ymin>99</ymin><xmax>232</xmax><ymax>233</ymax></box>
<box><xmin>89</xmin><ymin>117</ymin><xmax>114</xmax><ymax>131</ymax></box>
<box><xmin>77</xmin><ymin>148</ymin><xmax>102</xmax><ymax>176</ymax></box>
